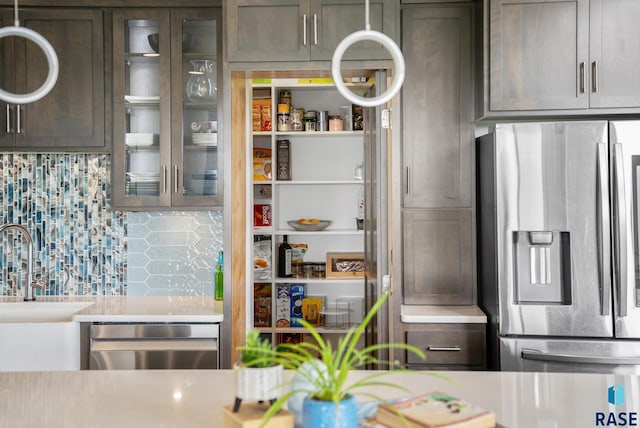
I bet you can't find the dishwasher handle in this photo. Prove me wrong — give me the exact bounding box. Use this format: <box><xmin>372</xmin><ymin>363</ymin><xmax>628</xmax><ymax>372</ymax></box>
<box><xmin>91</xmin><ymin>338</ymin><xmax>218</xmax><ymax>352</ymax></box>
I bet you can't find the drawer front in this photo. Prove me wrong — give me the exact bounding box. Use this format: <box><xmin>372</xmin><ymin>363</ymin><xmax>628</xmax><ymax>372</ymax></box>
<box><xmin>406</xmin><ymin>325</ymin><xmax>485</xmax><ymax>366</ymax></box>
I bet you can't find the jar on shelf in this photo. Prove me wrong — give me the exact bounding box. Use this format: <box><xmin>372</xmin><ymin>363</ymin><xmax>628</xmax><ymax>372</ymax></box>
<box><xmin>316</xmin><ymin>111</ymin><xmax>329</xmax><ymax>132</ymax></box>
<box><xmin>303</xmin><ymin>110</ymin><xmax>317</xmax><ymax>132</ymax></box>
<box><xmin>289</xmin><ymin>108</ymin><xmax>304</xmax><ymax>131</ymax></box>
<box><xmin>329</xmin><ymin>115</ymin><xmax>343</xmax><ymax>131</ymax></box>
<box><xmin>277</xmin><ymin>103</ymin><xmax>290</xmax><ymax>131</ymax></box>
<box><xmin>185</xmin><ymin>60</ymin><xmax>217</xmax><ymax>103</ymax></box>
<box><xmin>279</xmin><ymin>89</ymin><xmax>291</xmax><ymax>107</ymax></box>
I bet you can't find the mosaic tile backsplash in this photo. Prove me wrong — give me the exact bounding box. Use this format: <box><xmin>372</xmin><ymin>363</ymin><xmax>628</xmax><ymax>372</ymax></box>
<box><xmin>0</xmin><ymin>153</ymin><xmax>223</xmax><ymax>297</ymax></box>
<box><xmin>0</xmin><ymin>153</ymin><xmax>126</xmax><ymax>296</ymax></box>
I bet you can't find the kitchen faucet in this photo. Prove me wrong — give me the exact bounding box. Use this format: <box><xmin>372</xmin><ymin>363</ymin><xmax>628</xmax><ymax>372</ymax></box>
<box><xmin>0</xmin><ymin>223</ymin><xmax>41</xmax><ymax>301</ymax></box>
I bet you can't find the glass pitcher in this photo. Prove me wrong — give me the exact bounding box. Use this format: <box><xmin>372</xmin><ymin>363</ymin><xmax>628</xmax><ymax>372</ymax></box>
<box><xmin>185</xmin><ymin>60</ymin><xmax>217</xmax><ymax>103</ymax></box>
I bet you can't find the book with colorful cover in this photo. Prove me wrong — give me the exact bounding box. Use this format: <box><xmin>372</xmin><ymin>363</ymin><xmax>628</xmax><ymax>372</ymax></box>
<box><xmin>376</xmin><ymin>392</ymin><xmax>496</xmax><ymax>428</ymax></box>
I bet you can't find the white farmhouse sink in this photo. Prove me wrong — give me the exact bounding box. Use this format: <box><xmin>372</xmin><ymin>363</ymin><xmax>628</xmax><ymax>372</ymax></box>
<box><xmin>0</xmin><ymin>301</ymin><xmax>95</xmax><ymax>371</ymax></box>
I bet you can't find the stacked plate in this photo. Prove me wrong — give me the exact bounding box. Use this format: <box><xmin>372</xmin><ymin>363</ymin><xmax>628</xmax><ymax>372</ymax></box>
<box><xmin>126</xmin><ymin>172</ymin><xmax>160</xmax><ymax>196</ymax></box>
<box><xmin>192</xmin><ymin>133</ymin><xmax>217</xmax><ymax>147</ymax></box>
<box><xmin>126</xmin><ymin>133</ymin><xmax>158</xmax><ymax>147</ymax></box>
<box><xmin>124</xmin><ymin>95</ymin><xmax>160</xmax><ymax>104</ymax></box>
<box><xmin>189</xmin><ymin>170</ymin><xmax>217</xmax><ymax>195</ymax></box>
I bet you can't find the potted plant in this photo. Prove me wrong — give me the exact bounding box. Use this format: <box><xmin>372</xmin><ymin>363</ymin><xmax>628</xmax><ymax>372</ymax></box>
<box><xmin>234</xmin><ymin>330</ymin><xmax>284</xmax><ymax>413</ymax></box>
<box><xmin>257</xmin><ymin>290</ymin><xmax>430</xmax><ymax>428</ymax></box>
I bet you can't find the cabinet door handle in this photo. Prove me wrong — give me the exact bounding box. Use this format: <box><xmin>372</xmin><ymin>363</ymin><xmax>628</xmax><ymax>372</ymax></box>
<box><xmin>427</xmin><ymin>346</ymin><xmax>461</xmax><ymax>352</ymax></box>
<box><xmin>313</xmin><ymin>14</ymin><xmax>318</xmax><ymax>46</ymax></box>
<box><xmin>405</xmin><ymin>166</ymin><xmax>410</xmax><ymax>194</ymax></box>
<box><xmin>174</xmin><ymin>164</ymin><xmax>179</xmax><ymax>194</ymax></box>
<box><xmin>579</xmin><ymin>62</ymin><xmax>585</xmax><ymax>93</ymax></box>
<box><xmin>15</xmin><ymin>106</ymin><xmax>22</xmax><ymax>134</ymax></box>
<box><xmin>303</xmin><ymin>14</ymin><xmax>307</xmax><ymax>46</ymax></box>
<box><xmin>161</xmin><ymin>165</ymin><xmax>167</xmax><ymax>194</ymax></box>
<box><xmin>5</xmin><ymin>105</ymin><xmax>10</xmax><ymax>133</ymax></box>
<box><xmin>592</xmin><ymin>60</ymin><xmax>598</xmax><ymax>93</ymax></box>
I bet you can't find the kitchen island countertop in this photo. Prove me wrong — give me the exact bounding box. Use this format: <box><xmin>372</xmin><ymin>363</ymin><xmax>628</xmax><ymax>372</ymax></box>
<box><xmin>0</xmin><ymin>295</ymin><xmax>223</xmax><ymax>323</ymax></box>
<box><xmin>0</xmin><ymin>369</ymin><xmax>633</xmax><ymax>427</ymax></box>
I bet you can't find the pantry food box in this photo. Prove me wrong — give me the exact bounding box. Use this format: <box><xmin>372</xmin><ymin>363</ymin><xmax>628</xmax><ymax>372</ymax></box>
<box><xmin>290</xmin><ymin>284</ymin><xmax>305</xmax><ymax>327</ymax></box>
<box><xmin>253</xmin><ymin>204</ymin><xmax>272</xmax><ymax>227</ymax></box>
<box><xmin>275</xmin><ymin>285</ymin><xmax>290</xmax><ymax>327</ymax></box>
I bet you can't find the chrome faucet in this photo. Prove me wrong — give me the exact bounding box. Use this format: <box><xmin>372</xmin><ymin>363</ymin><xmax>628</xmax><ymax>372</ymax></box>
<box><xmin>0</xmin><ymin>223</ymin><xmax>41</xmax><ymax>301</ymax></box>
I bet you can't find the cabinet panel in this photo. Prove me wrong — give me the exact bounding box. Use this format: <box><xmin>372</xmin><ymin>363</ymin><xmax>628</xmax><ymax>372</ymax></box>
<box><xmin>589</xmin><ymin>0</ymin><xmax>640</xmax><ymax>108</ymax></box>
<box><xmin>310</xmin><ymin>0</ymin><xmax>393</xmax><ymax>60</ymax></box>
<box><xmin>403</xmin><ymin>209</ymin><xmax>474</xmax><ymax>305</ymax></box>
<box><xmin>227</xmin><ymin>0</ymin><xmax>397</xmax><ymax>62</ymax></box>
<box><xmin>489</xmin><ymin>0</ymin><xmax>589</xmax><ymax>111</ymax></box>
<box><xmin>227</xmin><ymin>0</ymin><xmax>309</xmax><ymax>62</ymax></box>
<box><xmin>0</xmin><ymin>9</ymin><xmax>105</xmax><ymax>150</ymax></box>
<box><xmin>402</xmin><ymin>5</ymin><xmax>472</xmax><ymax>208</ymax></box>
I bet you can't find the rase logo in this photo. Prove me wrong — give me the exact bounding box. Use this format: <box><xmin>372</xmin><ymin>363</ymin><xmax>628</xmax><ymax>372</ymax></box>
<box><xmin>596</xmin><ymin>384</ymin><xmax>638</xmax><ymax>426</ymax></box>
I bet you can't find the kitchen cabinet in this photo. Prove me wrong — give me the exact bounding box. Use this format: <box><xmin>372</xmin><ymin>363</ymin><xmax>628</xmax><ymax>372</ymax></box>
<box><xmin>402</xmin><ymin>4</ymin><xmax>472</xmax><ymax>209</ymax></box>
<box><xmin>226</xmin><ymin>0</ymin><xmax>397</xmax><ymax>62</ymax></box>
<box><xmin>0</xmin><ymin>9</ymin><xmax>105</xmax><ymax>151</ymax></box>
<box><xmin>400</xmin><ymin>4</ymin><xmax>475</xmax><ymax>305</ymax></box>
<box><xmin>404</xmin><ymin>324</ymin><xmax>486</xmax><ymax>370</ymax></box>
<box><xmin>249</xmin><ymin>78</ymin><xmax>366</xmax><ymax>346</ymax></box>
<box><xmin>488</xmin><ymin>0</ymin><xmax>640</xmax><ymax>113</ymax></box>
<box><xmin>403</xmin><ymin>210</ymin><xmax>474</xmax><ymax>305</ymax></box>
<box><xmin>111</xmin><ymin>8</ymin><xmax>223</xmax><ymax>210</ymax></box>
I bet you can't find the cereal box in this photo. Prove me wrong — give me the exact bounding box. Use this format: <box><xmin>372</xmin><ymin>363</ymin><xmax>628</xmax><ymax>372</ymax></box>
<box><xmin>302</xmin><ymin>297</ymin><xmax>323</xmax><ymax>327</ymax></box>
<box><xmin>275</xmin><ymin>284</ymin><xmax>290</xmax><ymax>327</ymax></box>
<box><xmin>289</xmin><ymin>284</ymin><xmax>305</xmax><ymax>327</ymax></box>
<box><xmin>253</xmin><ymin>148</ymin><xmax>272</xmax><ymax>181</ymax></box>
<box><xmin>253</xmin><ymin>283</ymin><xmax>272</xmax><ymax>327</ymax></box>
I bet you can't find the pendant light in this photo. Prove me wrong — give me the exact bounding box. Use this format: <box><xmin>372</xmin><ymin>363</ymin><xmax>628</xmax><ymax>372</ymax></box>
<box><xmin>331</xmin><ymin>0</ymin><xmax>405</xmax><ymax>108</ymax></box>
<box><xmin>0</xmin><ymin>0</ymin><xmax>59</xmax><ymax>104</ymax></box>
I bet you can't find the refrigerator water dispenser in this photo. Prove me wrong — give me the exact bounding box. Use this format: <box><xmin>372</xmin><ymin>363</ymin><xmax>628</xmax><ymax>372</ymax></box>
<box><xmin>513</xmin><ymin>231</ymin><xmax>572</xmax><ymax>304</ymax></box>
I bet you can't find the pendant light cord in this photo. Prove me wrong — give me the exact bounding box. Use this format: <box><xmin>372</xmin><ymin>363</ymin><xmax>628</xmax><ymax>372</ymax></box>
<box><xmin>13</xmin><ymin>0</ymin><xmax>19</xmax><ymax>27</ymax></box>
<box><xmin>365</xmin><ymin>0</ymin><xmax>370</xmax><ymax>31</ymax></box>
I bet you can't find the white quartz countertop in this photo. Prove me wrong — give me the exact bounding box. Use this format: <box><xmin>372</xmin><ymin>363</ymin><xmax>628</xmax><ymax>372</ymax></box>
<box><xmin>0</xmin><ymin>369</ymin><xmax>631</xmax><ymax>427</ymax></box>
<box><xmin>0</xmin><ymin>296</ymin><xmax>223</xmax><ymax>323</ymax></box>
<box><xmin>401</xmin><ymin>304</ymin><xmax>487</xmax><ymax>323</ymax></box>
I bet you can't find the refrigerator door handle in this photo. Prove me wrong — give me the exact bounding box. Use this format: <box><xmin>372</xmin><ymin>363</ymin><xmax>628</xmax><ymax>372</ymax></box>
<box><xmin>597</xmin><ymin>143</ymin><xmax>611</xmax><ymax>316</ymax></box>
<box><xmin>614</xmin><ymin>143</ymin><xmax>628</xmax><ymax>317</ymax></box>
<box><xmin>522</xmin><ymin>348</ymin><xmax>640</xmax><ymax>365</ymax></box>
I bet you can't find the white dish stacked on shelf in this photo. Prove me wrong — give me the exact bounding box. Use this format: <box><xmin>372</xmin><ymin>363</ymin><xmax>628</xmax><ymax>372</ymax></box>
<box><xmin>124</xmin><ymin>95</ymin><xmax>160</xmax><ymax>104</ymax></box>
<box><xmin>192</xmin><ymin>132</ymin><xmax>217</xmax><ymax>147</ymax></box>
<box><xmin>126</xmin><ymin>138</ymin><xmax>160</xmax><ymax>196</ymax></box>
<box><xmin>189</xmin><ymin>169</ymin><xmax>217</xmax><ymax>195</ymax></box>
<box><xmin>125</xmin><ymin>133</ymin><xmax>159</xmax><ymax>147</ymax></box>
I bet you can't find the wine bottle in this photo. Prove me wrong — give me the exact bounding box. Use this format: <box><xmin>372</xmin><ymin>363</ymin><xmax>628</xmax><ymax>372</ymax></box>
<box><xmin>278</xmin><ymin>235</ymin><xmax>292</xmax><ymax>278</ymax></box>
<box><xmin>214</xmin><ymin>250</ymin><xmax>223</xmax><ymax>301</ymax></box>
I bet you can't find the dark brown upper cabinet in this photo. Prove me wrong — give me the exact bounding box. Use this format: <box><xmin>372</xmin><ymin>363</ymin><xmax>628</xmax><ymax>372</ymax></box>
<box><xmin>0</xmin><ymin>9</ymin><xmax>106</xmax><ymax>151</ymax></box>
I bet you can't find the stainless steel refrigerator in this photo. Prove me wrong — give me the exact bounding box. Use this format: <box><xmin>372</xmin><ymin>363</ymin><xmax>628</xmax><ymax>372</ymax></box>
<box><xmin>477</xmin><ymin>121</ymin><xmax>640</xmax><ymax>374</ymax></box>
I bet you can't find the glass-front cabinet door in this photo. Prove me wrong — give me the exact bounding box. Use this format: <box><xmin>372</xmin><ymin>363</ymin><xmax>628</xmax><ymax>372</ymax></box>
<box><xmin>171</xmin><ymin>10</ymin><xmax>221</xmax><ymax>206</ymax></box>
<box><xmin>112</xmin><ymin>9</ymin><xmax>222</xmax><ymax>209</ymax></box>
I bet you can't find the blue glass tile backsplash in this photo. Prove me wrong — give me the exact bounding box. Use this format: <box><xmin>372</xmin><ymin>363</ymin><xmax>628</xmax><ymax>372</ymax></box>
<box><xmin>0</xmin><ymin>153</ymin><xmax>223</xmax><ymax>297</ymax></box>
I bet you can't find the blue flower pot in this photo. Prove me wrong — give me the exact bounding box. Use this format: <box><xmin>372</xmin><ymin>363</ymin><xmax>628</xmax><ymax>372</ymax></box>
<box><xmin>302</xmin><ymin>395</ymin><xmax>358</xmax><ymax>428</ymax></box>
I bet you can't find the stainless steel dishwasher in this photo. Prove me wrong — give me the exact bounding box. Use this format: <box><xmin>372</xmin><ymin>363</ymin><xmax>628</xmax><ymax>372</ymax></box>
<box><xmin>89</xmin><ymin>323</ymin><xmax>219</xmax><ymax>369</ymax></box>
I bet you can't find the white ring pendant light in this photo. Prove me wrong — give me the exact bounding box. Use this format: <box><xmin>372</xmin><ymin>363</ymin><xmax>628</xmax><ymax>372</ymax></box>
<box><xmin>331</xmin><ymin>0</ymin><xmax>405</xmax><ymax>107</ymax></box>
<box><xmin>0</xmin><ymin>0</ymin><xmax>59</xmax><ymax>104</ymax></box>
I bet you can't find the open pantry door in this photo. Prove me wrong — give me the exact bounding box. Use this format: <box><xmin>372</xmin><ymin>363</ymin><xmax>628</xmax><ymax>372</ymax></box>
<box><xmin>364</xmin><ymin>70</ymin><xmax>390</xmax><ymax>367</ymax></box>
